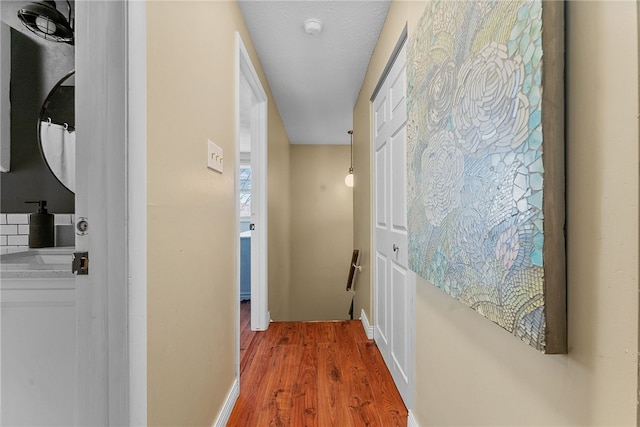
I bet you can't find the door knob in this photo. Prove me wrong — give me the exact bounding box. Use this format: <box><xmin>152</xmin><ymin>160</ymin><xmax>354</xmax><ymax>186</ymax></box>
<box><xmin>392</xmin><ymin>244</ymin><xmax>399</xmax><ymax>252</ymax></box>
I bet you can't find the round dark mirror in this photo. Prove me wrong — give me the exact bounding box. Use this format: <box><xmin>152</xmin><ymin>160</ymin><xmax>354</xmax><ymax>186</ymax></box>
<box><xmin>39</xmin><ymin>70</ymin><xmax>75</xmax><ymax>193</ymax></box>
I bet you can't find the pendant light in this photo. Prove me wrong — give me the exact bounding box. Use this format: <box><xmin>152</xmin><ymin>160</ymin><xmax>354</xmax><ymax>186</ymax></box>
<box><xmin>17</xmin><ymin>1</ymin><xmax>74</xmax><ymax>45</ymax></box>
<box><xmin>345</xmin><ymin>130</ymin><xmax>354</xmax><ymax>187</ymax></box>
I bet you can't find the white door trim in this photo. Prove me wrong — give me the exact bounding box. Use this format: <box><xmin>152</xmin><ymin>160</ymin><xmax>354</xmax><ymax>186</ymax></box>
<box><xmin>127</xmin><ymin>1</ymin><xmax>148</xmax><ymax>425</ymax></box>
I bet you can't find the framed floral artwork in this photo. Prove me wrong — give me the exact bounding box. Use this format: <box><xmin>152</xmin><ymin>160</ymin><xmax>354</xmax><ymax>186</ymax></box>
<box><xmin>407</xmin><ymin>0</ymin><xmax>566</xmax><ymax>353</ymax></box>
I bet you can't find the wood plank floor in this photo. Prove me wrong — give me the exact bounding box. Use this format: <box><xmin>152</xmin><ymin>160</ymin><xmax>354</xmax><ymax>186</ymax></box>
<box><xmin>228</xmin><ymin>302</ymin><xmax>408</xmax><ymax>426</ymax></box>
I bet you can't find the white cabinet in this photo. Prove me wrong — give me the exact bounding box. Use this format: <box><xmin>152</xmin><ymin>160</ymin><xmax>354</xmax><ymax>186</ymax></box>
<box><xmin>1</xmin><ymin>277</ymin><xmax>75</xmax><ymax>426</ymax></box>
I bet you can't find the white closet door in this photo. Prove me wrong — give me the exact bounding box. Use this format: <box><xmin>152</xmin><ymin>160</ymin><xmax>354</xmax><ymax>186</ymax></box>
<box><xmin>372</xmin><ymin>43</ymin><xmax>414</xmax><ymax>407</ymax></box>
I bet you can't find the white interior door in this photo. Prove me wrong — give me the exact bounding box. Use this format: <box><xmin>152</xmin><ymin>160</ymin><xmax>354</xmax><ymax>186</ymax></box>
<box><xmin>236</xmin><ymin>33</ymin><xmax>269</xmax><ymax>334</ymax></box>
<box><xmin>249</xmin><ymin>90</ymin><xmax>268</xmax><ymax>331</ymax></box>
<box><xmin>372</xmin><ymin>43</ymin><xmax>414</xmax><ymax>407</ymax></box>
<box><xmin>75</xmin><ymin>2</ymin><xmax>130</xmax><ymax>424</ymax></box>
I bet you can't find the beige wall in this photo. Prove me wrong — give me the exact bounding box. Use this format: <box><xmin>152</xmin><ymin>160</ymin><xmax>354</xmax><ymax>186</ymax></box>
<box><xmin>268</xmin><ymin>106</ymin><xmax>292</xmax><ymax>321</ymax></box>
<box><xmin>146</xmin><ymin>1</ymin><xmax>290</xmax><ymax>424</ymax></box>
<box><xmin>289</xmin><ymin>145</ymin><xmax>354</xmax><ymax>321</ymax></box>
<box><xmin>353</xmin><ymin>0</ymin><xmax>639</xmax><ymax>425</ymax></box>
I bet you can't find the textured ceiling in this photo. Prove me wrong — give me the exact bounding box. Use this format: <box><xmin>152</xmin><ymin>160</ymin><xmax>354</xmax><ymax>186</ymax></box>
<box><xmin>238</xmin><ymin>0</ymin><xmax>391</xmax><ymax>145</ymax></box>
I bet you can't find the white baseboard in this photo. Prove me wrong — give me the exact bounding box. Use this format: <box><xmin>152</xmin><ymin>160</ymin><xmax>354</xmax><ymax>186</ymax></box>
<box><xmin>360</xmin><ymin>309</ymin><xmax>374</xmax><ymax>339</ymax></box>
<box><xmin>212</xmin><ymin>378</ymin><xmax>239</xmax><ymax>427</ymax></box>
<box><xmin>407</xmin><ymin>410</ymin><xmax>419</xmax><ymax>427</ymax></box>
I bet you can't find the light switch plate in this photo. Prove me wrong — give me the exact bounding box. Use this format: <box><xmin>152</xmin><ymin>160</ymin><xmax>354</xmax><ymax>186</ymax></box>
<box><xmin>207</xmin><ymin>139</ymin><xmax>223</xmax><ymax>173</ymax></box>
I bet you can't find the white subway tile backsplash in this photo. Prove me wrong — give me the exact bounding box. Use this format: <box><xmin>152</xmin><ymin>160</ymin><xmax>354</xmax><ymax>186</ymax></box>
<box><xmin>7</xmin><ymin>235</ymin><xmax>28</xmax><ymax>246</ymax></box>
<box><xmin>1</xmin><ymin>224</ymin><xmax>17</xmax><ymax>235</ymax></box>
<box><xmin>54</xmin><ymin>214</ymin><xmax>72</xmax><ymax>225</ymax></box>
<box><xmin>0</xmin><ymin>212</ymin><xmax>76</xmax><ymax>247</ymax></box>
<box><xmin>6</xmin><ymin>214</ymin><xmax>29</xmax><ymax>224</ymax></box>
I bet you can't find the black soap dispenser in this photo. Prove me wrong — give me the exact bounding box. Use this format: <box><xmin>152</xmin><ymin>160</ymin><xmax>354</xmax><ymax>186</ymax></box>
<box><xmin>26</xmin><ymin>200</ymin><xmax>55</xmax><ymax>248</ymax></box>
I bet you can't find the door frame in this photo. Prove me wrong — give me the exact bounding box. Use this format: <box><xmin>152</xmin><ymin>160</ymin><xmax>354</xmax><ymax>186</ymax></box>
<box><xmin>370</xmin><ymin>26</ymin><xmax>415</xmax><ymax>410</ymax></box>
<box><xmin>75</xmin><ymin>1</ymin><xmax>147</xmax><ymax>424</ymax></box>
<box><xmin>235</xmin><ymin>32</ymin><xmax>269</xmax><ymax>337</ymax></box>
<box><xmin>126</xmin><ymin>2</ymin><xmax>148</xmax><ymax>425</ymax></box>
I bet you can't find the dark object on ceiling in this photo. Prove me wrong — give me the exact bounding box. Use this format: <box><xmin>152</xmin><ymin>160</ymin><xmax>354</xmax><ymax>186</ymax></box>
<box><xmin>17</xmin><ymin>1</ymin><xmax>74</xmax><ymax>45</ymax></box>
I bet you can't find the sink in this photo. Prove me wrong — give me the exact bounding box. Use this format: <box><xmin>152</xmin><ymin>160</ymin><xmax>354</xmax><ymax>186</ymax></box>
<box><xmin>1</xmin><ymin>247</ymin><xmax>74</xmax><ymax>275</ymax></box>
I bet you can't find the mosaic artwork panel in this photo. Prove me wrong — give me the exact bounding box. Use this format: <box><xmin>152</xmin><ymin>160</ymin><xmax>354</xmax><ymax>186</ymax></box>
<box><xmin>407</xmin><ymin>0</ymin><xmax>564</xmax><ymax>352</ymax></box>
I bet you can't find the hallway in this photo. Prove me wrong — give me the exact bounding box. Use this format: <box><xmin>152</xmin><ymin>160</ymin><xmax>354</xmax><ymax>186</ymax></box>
<box><xmin>228</xmin><ymin>302</ymin><xmax>407</xmax><ymax>426</ymax></box>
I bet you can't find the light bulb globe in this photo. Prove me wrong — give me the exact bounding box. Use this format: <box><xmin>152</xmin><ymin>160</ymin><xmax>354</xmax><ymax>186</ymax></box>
<box><xmin>345</xmin><ymin>173</ymin><xmax>354</xmax><ymax>187</ymax></box>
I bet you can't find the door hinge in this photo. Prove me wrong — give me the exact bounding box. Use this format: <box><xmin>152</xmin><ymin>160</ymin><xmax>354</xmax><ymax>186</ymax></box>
<box><xmin>250</xmin><ymin>223</ymin><xmax>255</xmax><ymax>231</ymax></box>
<box><xmin>72</xmin><ymin>252</ymin><xmax>89</xmax><ymax>275</ymax></box>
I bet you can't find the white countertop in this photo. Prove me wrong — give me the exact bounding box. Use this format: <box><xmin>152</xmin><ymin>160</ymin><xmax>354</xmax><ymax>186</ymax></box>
<box><xmin>1</xmin><ymin>247</ymin><xmax>75</xmax><ymax>279</ymax></box>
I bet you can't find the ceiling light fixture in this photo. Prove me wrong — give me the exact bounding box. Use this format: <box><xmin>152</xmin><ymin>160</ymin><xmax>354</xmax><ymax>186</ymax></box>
<box><xmin>304</xmin><ymin>18</ymin><xmax>323</xmax><ymax>36</ymax></box>
<box><xmin>345</xmin><ymin>130</ymin><xmax>354</xmax><ymax>187</ymax></box>
<box><xmin>17</xmin><ymin>1</ymin><xmax>74</xmax><ymax>45</ymax></box>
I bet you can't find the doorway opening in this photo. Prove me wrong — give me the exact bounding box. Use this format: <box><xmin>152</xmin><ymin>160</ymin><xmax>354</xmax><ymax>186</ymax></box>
<box><xmin>235</xmin><ymin>33</ymin><xmax>268</xmax><ymax>355</ymax></box>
